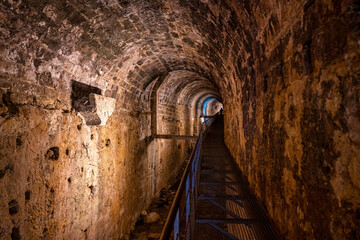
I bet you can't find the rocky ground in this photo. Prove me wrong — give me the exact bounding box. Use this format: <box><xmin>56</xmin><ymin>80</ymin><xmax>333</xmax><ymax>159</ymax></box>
<box><xmin>128</xmin><ymin>176</ymin><xmax>181</xmax><ymax>240</ymax></box>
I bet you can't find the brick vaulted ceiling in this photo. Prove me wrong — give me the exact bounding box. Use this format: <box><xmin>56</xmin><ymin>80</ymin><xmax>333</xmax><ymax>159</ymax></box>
<box><xmin>0</xmin><ymin>0</ymin><xmax>263</xmax><ymax>109</ymax></box>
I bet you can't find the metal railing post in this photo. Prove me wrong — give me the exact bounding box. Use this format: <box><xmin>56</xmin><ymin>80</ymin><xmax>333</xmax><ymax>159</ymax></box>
<box><xmin>174</xmin><ymin>209</ymin><xmax>180</xmax><ymax>240</ymax></box>
<box><xmin>160</xmin><ymin>115</ymin><xmax>217</xmax><ymax>240</ymax></box>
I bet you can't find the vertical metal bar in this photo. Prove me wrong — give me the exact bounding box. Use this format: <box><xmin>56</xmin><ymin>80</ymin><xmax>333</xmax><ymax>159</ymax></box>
<box><xmin>186</xmin><ymin>173</ymin><xmax>191</xmax><ymax>227</ymax></box>
<box><xmin>160</xmin><ymin>117</ymin><xmax>216</xmax><ymax>240</ymax></box>
<box><xmin>174</xmin><ymin>208</ymin><xmax>180</xmax><ymax>240</ymax></box>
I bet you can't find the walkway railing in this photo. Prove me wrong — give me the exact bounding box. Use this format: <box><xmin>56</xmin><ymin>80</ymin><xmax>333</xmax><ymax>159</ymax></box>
<box><xmin>160</xmin><ymin>116</ymin><xmax>216</xmax><ymax>240</ymax></box>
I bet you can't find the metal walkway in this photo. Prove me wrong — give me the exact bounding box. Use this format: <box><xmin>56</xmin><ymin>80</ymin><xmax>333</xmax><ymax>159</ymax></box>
<box><xmin>160</xmin><ymin>116</ymin><xmax>278</xmax><ymax>240</ymax></box>
<box><xmin>194</xmin><ymin>117</ymin><xmax>277</xmax><ymax>240</ymax></box>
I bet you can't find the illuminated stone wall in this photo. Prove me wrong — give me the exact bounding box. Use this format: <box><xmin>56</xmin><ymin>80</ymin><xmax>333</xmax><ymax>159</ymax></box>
<box><xmin>223</xmin><ymin>1</ymin><xmax>359</xmax><ymax>238</ymax></box>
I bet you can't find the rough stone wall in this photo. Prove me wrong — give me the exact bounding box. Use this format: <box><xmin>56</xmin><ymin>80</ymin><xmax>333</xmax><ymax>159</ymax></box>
<box><xmin>0</xmin><ymin>91</ymin><xmax>138</xmax><ymax>239</ymax></box>
<box><xmin>0</xmin><ymin>1</ymin><xmax>211</xmax><ymax>239</ymax></box>
<box><xmin>206</xmin><ymin>99</ymin><xmax>223</xmax><ymax>116</ymax></box>
<box><xmin>157</xmin><ymin>103</ymin><xmax>178</xmax><ymax>134</ymax></box>
<box><xmin>0</xmin><ymin>78</ymin><xmax>193</xmax><ymax>240</ymax></box>
<box><xmin>157</xmin><ymin>101</ymin><xmax>194</xmax><ymax>136</ymax></box>
<box><xmin>224</xmin><ymin>1</ymin><xmax>360</xmax><ymax>239</ymax></box>
<box><xmin>0</xmin><ymin>73</ymin><xmax>204</xmax><ymax>240</ymax></box>
<box><xmin>155</xmin><ymin>101</ymin><xmax>194</xmax><ymax>191</ymax></box>
<box><xmin>0</xmin><ymin>82</ymin><xmax>199</xmax><ymax>239</ymax></box>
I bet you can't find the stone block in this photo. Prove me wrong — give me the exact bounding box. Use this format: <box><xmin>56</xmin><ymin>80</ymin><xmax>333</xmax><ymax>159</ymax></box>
<box><xmin>77</xmin><ymin>93</ymin><xmax>116</xmax><ymax>126</ymax></box>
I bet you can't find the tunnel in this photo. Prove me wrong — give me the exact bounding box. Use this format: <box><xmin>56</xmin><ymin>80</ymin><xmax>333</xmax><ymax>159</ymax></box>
<box><xmin>0</xmin><ymin>0</ymin><xmax>359</xmax><ymax>239</ymax></box>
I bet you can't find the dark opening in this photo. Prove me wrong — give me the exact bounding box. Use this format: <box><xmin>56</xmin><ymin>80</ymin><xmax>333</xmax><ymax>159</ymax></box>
<box><xmin>45</xmin><ymin>147</ymin><xmax>60</xmax><ymax>161</ymax></box>
<box><xmin>263</xmin><ymin>74</ymin><xmax>268</xmax><ymax>93</ymax></box>
<box><xmin>89</xmin><ymin>185</ymin><xmax>95</xmax><ymax>194</ymax></box>
<box><xmin>42</xmin><ymin>228</ymin><xmax>48</xmax><ymax>238</ymax></box>
<box><xmin>16</xmin><ymin>136</ymin><xmax>22</xmax><ymax>146</ymax></box>
<box><xmin>2</xmin><ymin>91</ymin><xmax>19</xmax><ymax>116</ymax></box>
<box><xmin>0</xmin><ymin>164</ymin><xmax>14</xmax><ymax>180</ymax></box>
<box><xmin>9</xmin><ymin>200</ymin><xmax>19</xmax><ymax>215</ymax></box>
<box><xmin>71</xmin><ymin>80</ymin><xmax>101</xmax><ymax>111</ymax></box>
<box><xmin>11</xmin><ymin>227</ymin><xmax>21</xmax><ymax>240</ymax></box>
<box><xmin>25</xmin><ymin>190</ymin><xmax>31</xmax><ymax>201</ymax></box>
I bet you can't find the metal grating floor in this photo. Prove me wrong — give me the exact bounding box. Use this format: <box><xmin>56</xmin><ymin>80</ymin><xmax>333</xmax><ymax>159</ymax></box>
<box><xmin>194</xmin><ymin>117</ymin><xmax>278</xmax><ymax>240</ymax></box>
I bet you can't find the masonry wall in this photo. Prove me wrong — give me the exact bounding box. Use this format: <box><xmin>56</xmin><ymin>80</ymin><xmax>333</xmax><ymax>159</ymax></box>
<box><xmin>206</xmin><ymin>99</ymin><xmax>223</xmax><ymax>116</ymax></box>
<box><xmin>153</xmin><ymin>95</ymin><xmax>194</xmax><ymax>196</ymax></box>
<box><xmin>224</xmin><ymin>1</ymin><xmax>360</xmax><ymax>239</ymax></box>
<box><xmin>0</xmin><ymin>23</ymin><xmax>194</xmax><ymax>240</ymax></box>
<box><xmin>0</xmin><ymin>83</ymin><xmax>196</xmax><ymax>240</ymax></box>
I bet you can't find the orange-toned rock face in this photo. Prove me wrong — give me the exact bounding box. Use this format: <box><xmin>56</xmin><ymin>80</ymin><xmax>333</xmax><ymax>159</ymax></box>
<box><xmin>0</xmin><ymin>0</ymin><xmax>358</xmax><ymax>239</ymax></box>
<box><xmin>223</xmin><ymin>1</ymin><xmax>360</xmax><ymax>239</ymax></box>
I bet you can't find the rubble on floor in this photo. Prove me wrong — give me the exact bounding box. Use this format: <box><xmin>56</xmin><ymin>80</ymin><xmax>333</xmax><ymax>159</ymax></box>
<box><xmin>129</xmin><ymin>178</ymin><xmax>180</xmax><ymax>240</ymax></box>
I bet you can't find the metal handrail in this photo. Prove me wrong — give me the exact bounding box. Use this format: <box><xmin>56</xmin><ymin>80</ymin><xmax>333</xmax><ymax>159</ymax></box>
<box><xmin>160</xmin><ymin>116</ymin><xmax>216</xmax><ymax>240</ymax></box>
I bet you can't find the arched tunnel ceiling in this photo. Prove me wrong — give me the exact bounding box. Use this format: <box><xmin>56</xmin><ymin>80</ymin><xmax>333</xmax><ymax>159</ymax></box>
<box><xmin>177</xmin><ymin>80</ymin><xmax>220</xmax><ymax>106</ymax></box>
<box><xmin>1</xmin><ymin>0</ymin><xmax>260</xmax><ymax>111</ymax></box>
<box><xmin>193</xmin><ymin>91</ymin><xmax>222</xmax><ymax>110</ymax></box>
<box><xmin>157</xmin><ymin>70</ymin><xmax>219</xmax><ymax>106</ymax></box>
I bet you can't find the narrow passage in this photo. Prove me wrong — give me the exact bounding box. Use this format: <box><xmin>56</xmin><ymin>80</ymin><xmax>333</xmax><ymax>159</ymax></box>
<box><xmin>194</xmin><ymin>117</ymin><xmax>278</xmax><ymax>239</ymax></box>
